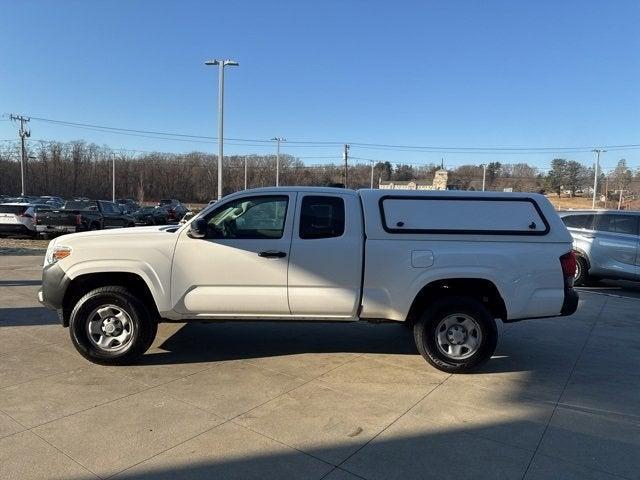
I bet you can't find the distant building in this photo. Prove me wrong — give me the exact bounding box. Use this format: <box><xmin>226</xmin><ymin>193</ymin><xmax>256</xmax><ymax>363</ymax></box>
<box><xmin>379</xmin><ymin>168</ymin><xmax>450</xmax><ymax>191</ymax></box>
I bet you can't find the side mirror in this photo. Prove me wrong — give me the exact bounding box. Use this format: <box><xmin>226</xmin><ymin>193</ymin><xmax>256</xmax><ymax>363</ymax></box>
<box><xmin>188</xmin><ymin>218</ymin><xmax>207</xmax><ymax>238</ymax></box>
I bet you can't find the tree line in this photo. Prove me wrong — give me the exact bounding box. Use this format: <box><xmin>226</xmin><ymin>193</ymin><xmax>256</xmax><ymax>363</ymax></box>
<box><xmin>0</xmin><ymin>140</ymin><xmax>637</xmax><ymax>203</ymax></box>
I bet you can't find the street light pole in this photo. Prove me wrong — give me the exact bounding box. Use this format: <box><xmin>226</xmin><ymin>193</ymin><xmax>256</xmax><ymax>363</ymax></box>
<box><xmin>244</xmin><ymin>156</ymin><xmax>248</xmax><ymax>190</ymax></box>
<box><xmin>370</xmin><ymin>161</ymin><xmax>375</xmax><ymax>188</ymax></box>
<box><xmin>592</xmin><ymin>149</ymin><xmax>605</xmax><ymax>208</ymax></box>
<box><xmin>271</xmin><ymin>137</ymin><xmax>286</xmax><ymax>186</ymax></box>
<box><xmin>112</xmin><ymin>154</ymin><xmax>116</xmax><ymax>202</ymax></box>
<box><xmin>481</xmin><ymin>164</ymin><xmax>487</xmax><ymax>191</ymax></box>
<box><xmin>205</xmin><ymin>59</ymin><xmax>239</xmax><ymax>200</ymax></box>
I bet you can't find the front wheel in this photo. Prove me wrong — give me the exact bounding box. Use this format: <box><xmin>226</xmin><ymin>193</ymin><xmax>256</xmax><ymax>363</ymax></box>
<box><xmin>69</xmin><ymin>286</ymin><xmax>157</xmax><ymax>365</ymax></box>
<box><xmin>414</xmin><ymin>296</ymin><xmax>497</xmax><ymax>373</ymax></box>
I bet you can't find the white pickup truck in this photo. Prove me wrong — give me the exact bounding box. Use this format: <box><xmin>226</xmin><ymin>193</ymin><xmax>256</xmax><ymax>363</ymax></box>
<box><xmin>39</xmin><ymin>187</ymin><xmax>578</xmax><ymax>372</ymax></box>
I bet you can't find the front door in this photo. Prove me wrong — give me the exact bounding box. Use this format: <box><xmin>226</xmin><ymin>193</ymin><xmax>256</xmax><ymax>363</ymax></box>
<box><xmin>171</xmin><ymin>193</ymin><xmax>295</xmax><ymax>317</ymax></box>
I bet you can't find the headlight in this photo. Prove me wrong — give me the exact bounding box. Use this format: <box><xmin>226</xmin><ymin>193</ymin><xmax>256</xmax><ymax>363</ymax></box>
<box><xmin>45</xmin><ymin>246</ymin><xmax>72</xmax><ymax>266</ymax></box>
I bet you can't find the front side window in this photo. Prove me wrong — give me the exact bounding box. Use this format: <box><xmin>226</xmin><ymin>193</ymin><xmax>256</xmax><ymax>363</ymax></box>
<box><xmin>299</xmin><ymin>196</ymin><xmax>345</xmax><ymax>239</ymax></box>
<box><xmin>594</xmin><ymin>214</ymin><xmax>638</xmax><ymax>235</ymax></box>
<box><xmin>204</xmin><ymin>195</ymin><xmax>288</xmax><ymax>239</ymax></box>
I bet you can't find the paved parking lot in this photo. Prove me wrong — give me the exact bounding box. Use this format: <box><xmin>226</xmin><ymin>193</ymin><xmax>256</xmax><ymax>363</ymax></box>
<box><xmin>1</xmin><ymin>253</ymin><xmax>639</xmax><ymax>480</ymax></box>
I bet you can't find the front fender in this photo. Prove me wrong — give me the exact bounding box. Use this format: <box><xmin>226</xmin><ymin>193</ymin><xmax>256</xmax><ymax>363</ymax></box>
<box><xmin>63</xmin><ymin>259</ymin><xmax>169</xmax><ymax>312</ymax></box>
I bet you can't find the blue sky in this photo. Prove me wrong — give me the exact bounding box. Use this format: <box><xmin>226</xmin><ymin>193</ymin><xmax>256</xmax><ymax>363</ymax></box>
<box><xmin>1</xmin><ymin>0</ymin><xmax>638</xmax><ymax>172</ymax></box>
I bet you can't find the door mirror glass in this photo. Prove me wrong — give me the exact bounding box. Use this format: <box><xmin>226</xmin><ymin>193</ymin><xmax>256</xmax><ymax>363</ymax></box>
<box><xmin>189</xmin><ymin>218</ymin><xmax>207</xmax><ymax>238</ymax></box>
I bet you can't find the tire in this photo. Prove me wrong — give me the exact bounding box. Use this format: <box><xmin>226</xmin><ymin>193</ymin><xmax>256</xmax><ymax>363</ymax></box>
<box><xmin>69</xmin><ymin>286</ymin><xmax>157</xmax><ymax>365</ymax></box>
<box><xmin>89</xmin><ymin>223</ymin><xmax>100</xmax><ymax>231</ymax></box>
<box><xmin>574</xmin><ymin>255</ymin><xmax>589</xmax><ymax>286</ymax></box>
<box><xmin>413</xmin><ymin>296</ymin><xmax>497</xmax><ymax>373</ymax></box>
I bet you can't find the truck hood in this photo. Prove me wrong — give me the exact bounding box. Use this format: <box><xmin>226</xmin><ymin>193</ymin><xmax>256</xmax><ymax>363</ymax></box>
<box><xmin>56</xmin><ymin>225</ymin><xmax>177</xmax><ymax>243</ymax></box>
<box><xmin>50</xmin><ymin>225</ymin><xmax>182</xmax><ymax>281</ymax></box>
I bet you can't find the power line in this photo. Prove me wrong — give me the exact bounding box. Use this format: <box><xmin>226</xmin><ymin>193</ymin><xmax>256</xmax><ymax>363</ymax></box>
<box><xmin>15</xmin><ymin>114</ymin><xmax>640</xmax><ymax>153</ymax></box>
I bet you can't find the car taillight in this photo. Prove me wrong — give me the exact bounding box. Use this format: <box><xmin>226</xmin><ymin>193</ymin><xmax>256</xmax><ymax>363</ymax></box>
<box><xmin>560</xmin><ymin>251</ymin><xmax>577</xmax><ymax>287</ymax></box>
<box><xmin>76</xmin><ymin>214</ymin><xmax>82</xmax><ymax>225</ymax></box>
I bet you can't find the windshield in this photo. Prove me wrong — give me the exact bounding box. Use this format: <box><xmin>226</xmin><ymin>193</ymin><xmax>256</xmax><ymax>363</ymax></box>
<box><xmin>138</xmin><ymin>207</ymin><xmax>156</xmax><ymax>213</ymax></box>
<box><xmin>64</xmin><ymin>201</ymin><xmax>98</xmax><ymax>211</ymax></box>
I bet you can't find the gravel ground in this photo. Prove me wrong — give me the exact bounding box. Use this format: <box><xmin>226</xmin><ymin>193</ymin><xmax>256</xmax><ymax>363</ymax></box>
<box><xmin>0</xmin><ymin>237</ymin><xmax>50</xmax><ymax>255</ymax></box>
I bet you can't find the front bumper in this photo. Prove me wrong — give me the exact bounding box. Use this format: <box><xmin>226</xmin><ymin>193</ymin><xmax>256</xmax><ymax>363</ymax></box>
<box><xmin>36</xmin><ymin>225</ymin><xmax>77</xmax><ymax>234</ymax></box>
<box><xmin>0</xmin><ymin>224</ymin><xmax>35</xmax><ymax>234</ymax></box>
<box><xmin>38</xmin><ymin>262</ymin><xmax>70</xmax><ymax>316</ymax></box>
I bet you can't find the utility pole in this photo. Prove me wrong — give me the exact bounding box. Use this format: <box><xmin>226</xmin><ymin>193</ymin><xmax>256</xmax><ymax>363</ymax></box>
<box><xmin>481</xmin><ymin>164</ymin><xmax>487</xmax><ymax>191</ymax></box>
<box><xmin>343</xmin><ymin>144</ymin><xmax>350</xmax><ymax>187</ymax></box>
<box><xmin>271</xmin><ymin>137</ymin><xmax>285</xmax><ymax>186</ymax></box>
<box><xmin>205</xmin><ymin>59</ymin><xmax>239</xmax><ymax>200</ymax></box>
<box><xmin>592</xmin><ymin>149</ymin><xmax>605</xmax><ymax>209</ymax></box>
<box><xmin>244</xmin><ymin>156</ymin><xmax>248</xmax><ymax>190</ymax></box>
<box><xmin>370</xmin><ymin>161</ymin><xmax>375</xmax><ymax>189</ymax></box>
<box><xmin>9</xmin><ymin>114</ymin><xmax>30</xmax><ymax>196</ymax></box>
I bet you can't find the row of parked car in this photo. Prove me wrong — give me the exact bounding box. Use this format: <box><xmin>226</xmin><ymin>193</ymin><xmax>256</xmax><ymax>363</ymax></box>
<box><xmin>0</xmin><ymin>195</ymin><xmax>190</xmax><ymax>238</ymax></box>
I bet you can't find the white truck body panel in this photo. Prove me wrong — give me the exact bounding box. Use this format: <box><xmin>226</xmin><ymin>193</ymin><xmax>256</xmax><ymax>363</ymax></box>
<box><xmin>48</xmin><ymin>187</ymin><xmax>573</xmax><ymax>323</ymax></box>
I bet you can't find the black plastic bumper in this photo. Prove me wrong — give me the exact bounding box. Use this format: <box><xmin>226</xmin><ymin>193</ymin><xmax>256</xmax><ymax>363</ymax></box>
<box><xmin>38</xmin><ymin>262</ymin><xmax>70</xmax><ymax>312</ymax></box>
<box><xmin>560</xmin><ymin>287</ymin><xmax>579</xmax><ymax>316</ymax></box>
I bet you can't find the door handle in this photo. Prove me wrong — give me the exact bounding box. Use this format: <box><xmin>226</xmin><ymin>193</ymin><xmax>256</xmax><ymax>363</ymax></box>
<box><xmin>258</xmin><ymin>250</ymin><xmax>287</xmax><ymax>258</ymax></box>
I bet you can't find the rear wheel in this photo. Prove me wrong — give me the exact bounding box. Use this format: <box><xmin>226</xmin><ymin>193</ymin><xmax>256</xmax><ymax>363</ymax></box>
<box><xmin>69</xmin><ymin>286</ymin><xmax>157</xmax><ymax>365</ymax></box>
<box><xmin>414</xmin><ymin>296</ymin><xmax>497</xmax><ymax>373</ymax></box>
<box><xmin>574</xmin><ymin>255</ymin><xmax>589</xmax><ymax>286</ymax></box>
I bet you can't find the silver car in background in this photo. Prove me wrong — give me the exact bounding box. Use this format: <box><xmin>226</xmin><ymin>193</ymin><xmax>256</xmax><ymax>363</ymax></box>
<box><xmin>0</xmin><ymin>203</ymin><xmax>51</xmax><ymax>237</ymax></box>
<box><xmin>559</xmin><ymin>210</ymin><xmax>640</xmax><ymax>285</ymax></box>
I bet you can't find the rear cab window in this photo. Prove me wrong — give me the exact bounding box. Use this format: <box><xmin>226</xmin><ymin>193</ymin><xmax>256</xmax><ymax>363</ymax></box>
<box><xmin>64</xmin><ymin>201</ymin><xmax>97</xmax><ymax>211</ymax></box>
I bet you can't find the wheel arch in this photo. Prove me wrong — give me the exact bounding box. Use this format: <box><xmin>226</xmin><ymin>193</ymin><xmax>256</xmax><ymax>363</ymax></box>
<box><xmin>61</xmin><ymin>272</ymin><xmax>159</xmax><ymax>327</ymax></box>
<box><xmin>573</xmin><ymin>247</ymin><xmax>591</xmax><ymax>269</ymax></box>
<box><xmin>405</xmin><ymin>278</ymin><xmax>508</xmax><ymax>325</ymax></box>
